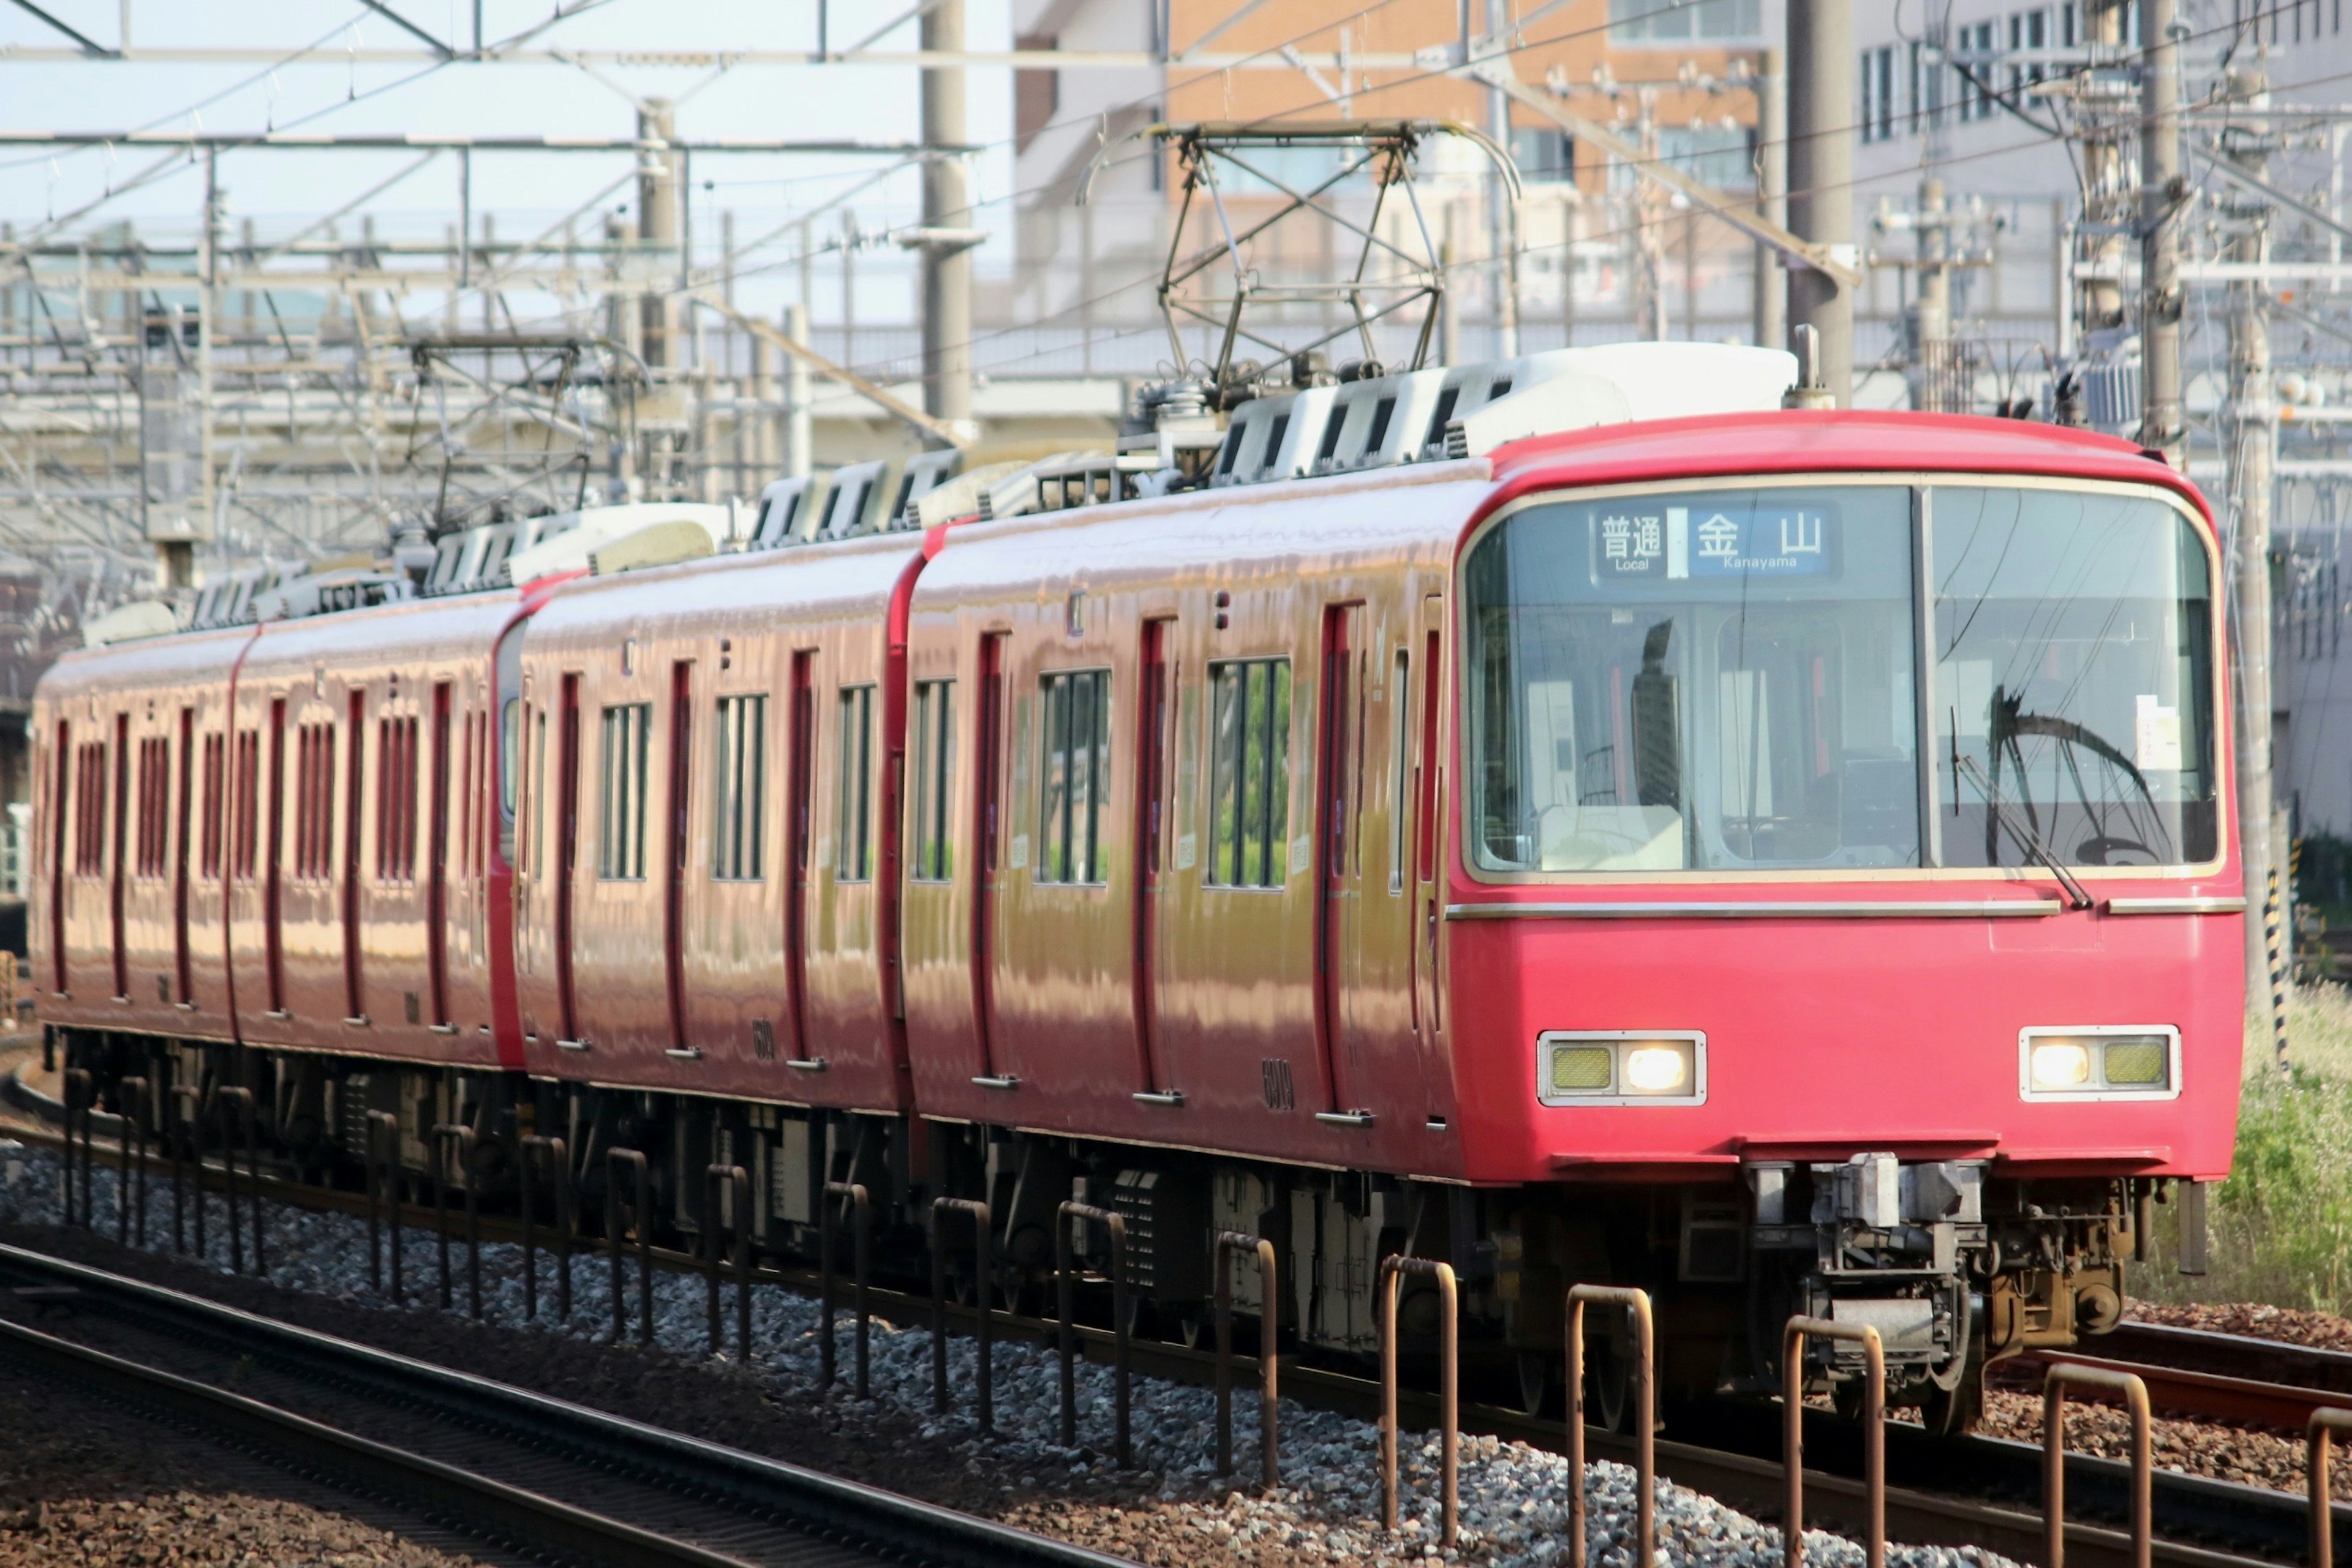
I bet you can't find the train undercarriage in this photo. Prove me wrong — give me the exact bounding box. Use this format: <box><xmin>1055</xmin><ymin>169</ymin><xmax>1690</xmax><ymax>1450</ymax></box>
<box><xmin>47</xmin><ymin>1027</ymin><xmax>2158</xmax><ymax>1436</ymax></box>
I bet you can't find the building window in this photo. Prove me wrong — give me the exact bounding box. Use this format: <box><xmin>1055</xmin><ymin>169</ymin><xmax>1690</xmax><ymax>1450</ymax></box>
<box><xmin>2008</xmin><ymin>7</ymin><xmax>2050</xmax><ymax>96</ymax></box>
<box><xmin>911</xmin><ymin>679</ymin><xmax>956</xmax><ymax>882</ymax></box>
<box><xmin>836</xmin><ymin>685</ymin><xmax>875</xmax><ymax>881</ymax></box>
<box><xmin>598</xmin><ymin>703</ymin><xmax>650</xmax><ymax>880</ymax></box>
<box><xmin>1909</xmin><ymin>40</ymin><xmax>1947</xmax><ymax>134</ymax></box>
<box><xmin>1957</xmin><ymin>20</ymin><xmax>1998</xmax><ymax>121</ymax></box>
<box><xmin>1038</xmin><ymin>669</ymin><xmax>1109</xmax><ymax>884</ymax></box>
<box><xmin>295</xmin><ymin>722</ymin><xmax>336</xmax><ymax>882</ymax></box>
<box><xmin>1860</xmin><ymin>45</ymin><xmax>1898</xmax><ymax>143</ymax></box>
<box><xmin>1608</xmin><ymin>0</ymin><xmax>1761</xmax><ymax>41</ymax></box>
<box><xmin>1608</xmin><ymin>126</ymin><xmax>1755</xmax><ymax>193</ymax></box>
<box><xmin>1509</xmin><ymin>126</ymin><xmax>1576</xmax><ymax>183</ymax></box>
<box><xmin>710</xmin><ymin>694</ymin><xmax>767</xmax><ymax>881</ymax></box>
<box><xmin>1206</xmin><ymin>659</ymin><xmax>1291</xmax><ymax>889</ymax></box>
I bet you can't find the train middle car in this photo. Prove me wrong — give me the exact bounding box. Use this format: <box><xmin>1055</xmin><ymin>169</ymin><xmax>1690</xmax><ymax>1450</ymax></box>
<box><xmin>32</xmin><ymin>347</ymin><xmax>2245</xmax><ymax>1428</ymax></box>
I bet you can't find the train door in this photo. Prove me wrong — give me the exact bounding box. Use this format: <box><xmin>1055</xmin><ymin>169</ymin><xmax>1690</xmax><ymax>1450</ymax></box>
<box><xmin>264</xmin><ymin>698</ymin><xmax>287</xmax><ymax>1017</ymax></box>
<box><xmin>785</xmin><ymin>650</ymin><xmax>815</xmax><ymax>1063</ymax></box>
<box><xmin>342</xmin><ymin>690</ymin><xmax>366</xmax><ymax>1023</ymax></box>
<box><xmin>427</xmin><ymin>680</ymin><xmax>453</xmax><ymax>1033</ymax></box>
<box><xmin>555</xmin><ymin>673</ymin><xmax>582</xmax><ymax>1045</ymax></box>
<box><xmin>110</xmin><ymin>712</ymin><xmax>129</xmax><ymax>1002</ymax></box>
<box><xmin>1412</xmin><ymin>598</ymin><xmax>1446</xmax><ymax>1050</ymax></box>
<box><xmin>1132</xmin><ymin>618</ymin><xmax>1174</xmax><ymax>1099</ymax></box>
<box><xmin>970</xmin><ymin>631</ymin><xmax>1007</xmax><ymax>1084</ymax></box>
<box><xmin>1313</xmin><ymin>603</ymin><xmax>1368</xmax><ymax>1120</ymax></box>
<box><xmin>664</xmin><ymin>660</ymin><xmax>692</xmax><ymax>1056</ymax></box>
<box><xmin>48</xmin><ymin>718</ymin><xmax>67</xmax><ymax>995</ymax></box>
<box><xmin>174</xmin><ymin>706</ymin><xmax>194</xmax><ymax>1007</ymax></box>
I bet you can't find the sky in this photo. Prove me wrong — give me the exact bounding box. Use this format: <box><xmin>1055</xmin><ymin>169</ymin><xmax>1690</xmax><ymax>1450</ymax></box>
<box><xmin>0</xmin><ymin>1</ymin><xmax>1028</xmax><ymax>327</ymax></box>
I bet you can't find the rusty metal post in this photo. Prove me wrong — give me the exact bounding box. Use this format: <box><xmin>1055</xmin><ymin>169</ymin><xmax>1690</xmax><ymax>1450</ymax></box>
<box><xmin>215</xmin><ymin>1086</ymin><xmax>255</xmax><ymax>1273</ymax></box>
<box><xmin>364</xmin><ymin>1109</ymin><xmax>399</xmax><ymax>1302</ymax></box>
<box><xmin>61</xmin><ymin>1068</ymin><xmax>90</xmax><ymax>1227</ymax></box>
<box><xmin>117</xmin><ymin>1076</ymin><xmax>149</xmax><ymax>1247</ymax></box>
<box><xmin>703</xmin><ymin>1163</ymin><xmax>751</xmax><ymax>1360</ymax></box>
<box><xmin>1568</xmin><ymin>1286</ymin><xmax>1656</xmax><ymax>1568</ymax></box>
<box><xmin>171</xmin><ymin>1083</ymin><xmax>198</xmax><ymax>1254</ymax></box>
<box><xmin>605</xmin><ymin>1147</ymin><xmax>652</xmax><ymax>1345</ymax></box>
<box><xmin>431</xmin><ymin>1123</ymin><xmax>477</xmax><ymax>1315</ymax></box>
<box><xmin>821</xmin><ymin>1180</ymin><xmax>871</xmax><ymax>1396</ymax></box>
<box><xmin>1215</xmin><ymin>1230</ymin><xmax>1278</xmax><ymax>1487</ymax></box>
<box><xmin>1055</xmin><ymin>1200</ymin><xmax>1132</xmax><ymax>1465</ymax></box>
<box><xmin>930</xmin><ymin>1196</ymin><xmax>994</xmax><ymax>1431</ymax></box>
<box><xmin>2309</xmin><ymin>1408</ymin><xmax>2352</xmax><ymax>1568</ymax></box>
<box><xmin>2043</xmin><ymin>1363</ymin><xmax>2151</xmax><ymax>1568</ymax></box>
<box><xmin>520</xmin><ymin>1134</ymin><xmax>570</xmax><ymax>1320</ymax></box>
<box><xmin>1783</xmin><ymin>1316</ymin><xmax>1885</xmax><ymax>1568</ymax></box>
<box><xmin>1378</xmin><ymin>1256</ymin><xmax>1459</xmax><ymax>1548</ymax></box>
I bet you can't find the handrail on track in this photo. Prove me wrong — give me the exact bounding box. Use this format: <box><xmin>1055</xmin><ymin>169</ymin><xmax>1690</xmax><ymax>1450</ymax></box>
<box><xmin>1568</xmin><ymin>1284</ymin><xmax>1655</xmax><ymax>1568</ymax></box>
<box><xmin>2307</xmin><ymin>1407</ymin><xmax>2352</xmax><ymax>1568</ymax></box>
<box><xmin>2044</xmin><ymin>1362</ymin><xmax>2152</xmax><ymax>1568</ymax></box>
<box><xmin>1057</xmin><ymin>1200</ymin><xmax>1131</xmax><ymax>1465</ymax></box>
<box><xmin>430</xmin><ymin>1121</ymin><xmax>477</xmax><ymax>1317</ymax></box>
<box><xmin>1213</xmin><ymin>1229</ymin><xmax>1278</xmax><ymax>1488</ymax></box>
<box><xmin>821</xmin><ymin>1179</ymin><xmax>872</xmax><ymax>1397</ymax></box>
<box><xmin>1378</xmin><ymin>1254</ymin><xmax>1459</xmax><ymax>1548</ymax></box>
<box><xmin>605</xmin><ymin>1147</ymin><xmax>653</xmax><ymax>1346</ymax></box>
<box><xmin>518</xmin><ymin>1133</ymin><xmax>571</xmax><ymax>1321</ymax></box>
<box><xmin>1783</xmin><ymin>1315</ymin><xmax>1885</xmax><ymax>1568</ymax></box>
<box><xmin>931</xmin><ymin>1196</ymin><xmax>995</xmax><ymax>1431</ymax></box>
<box><xmin>703</xmin><ymin>1162</ymin><xmax>752</xmax><ymax>1361</ymax></box>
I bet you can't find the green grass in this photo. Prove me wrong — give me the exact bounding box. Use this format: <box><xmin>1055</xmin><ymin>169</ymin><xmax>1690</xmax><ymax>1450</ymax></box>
<box><xmin>2135</xmin><ymin>984</ymin><xmax>2352</xmax><ymax>1313</ymax></box>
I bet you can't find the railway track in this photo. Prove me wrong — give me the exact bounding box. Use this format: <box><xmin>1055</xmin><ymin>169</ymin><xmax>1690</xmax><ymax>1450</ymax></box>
<box><xmin>0</xmin><ymin>1064</ymin><xmax>2331</xmax><ymax>1568</ymax></box>
<box><xmin>0</xmin><ymin>1239</ymin><xmax>1134</xmax><ymax>1568</ymax></box>
<box><xmin>2007</xmin><ymin>1324</ymin><xmax>2352</xmax><ymax>1431</ymax></box>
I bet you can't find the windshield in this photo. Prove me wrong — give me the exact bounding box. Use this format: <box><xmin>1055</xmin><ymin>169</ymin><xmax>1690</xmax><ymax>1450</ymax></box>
<box><xmin>1463</xmin><ymin>479</ymin><xmax>2216</xmax><ymax>876</ymax></box>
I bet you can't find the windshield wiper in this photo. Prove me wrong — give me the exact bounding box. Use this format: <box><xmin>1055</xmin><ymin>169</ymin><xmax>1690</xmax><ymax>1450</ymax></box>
<box><xmin>1955</xmin><ymin>753</ymin><xmax>2095</xmax><ymax>910</ymax></box>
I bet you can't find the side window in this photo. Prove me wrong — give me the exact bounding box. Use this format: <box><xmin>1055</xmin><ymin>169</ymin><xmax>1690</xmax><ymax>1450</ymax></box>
<box><xmin>1205</xmin><ymin>658</ymin><xmax>1291</xmax><ymax>889</ymax></box>
<box><xmin>74</xmin><ymin>739</ymin><xmax>106</xmax><ymax>875</ymax></box>
<box><xmin>911</xmin><ymin>679</ymin><xmax>955</xmax><ymax>881</ymax></box>
<box><xmin>1038</xmin><ymin>668</ymin><xmax>1110</xmax><ymax>885</ymax></box>
<box><xmin>137</xmin><ymin>736</ymin><xmax>170</xmax><ymax>878</ymax></box>
<box><xmin>598</xmin><ymin>702</ymin><xmax>650</xmax><ymax>880</ymax></box>
<box><xmin>835</xmin><ymin>685</ymin><xmax>875</xmax><ymax>881</ymax></box>
<box><xmin>375</xmin><ymin>715</ymin><xmax>419</xmax><ymax>883</ymax></box>
<box><xmin>200</xmin><ymin>733</ymin><xmax>225</xmax><ymax>880</ymax></box>
<box><xmin>295</xmin><ymin>722</ymin><xmax>337</xmax><ymax>882</ymax></box>
<box><xmin>232</xmin><ymin>730</ymin><xmax>260</xmax><ymax>879</ymax></box>
<box><xmin>712</xmin><ymin>693</ymin><xmax>767</xmax><ymax>881</ymax></box>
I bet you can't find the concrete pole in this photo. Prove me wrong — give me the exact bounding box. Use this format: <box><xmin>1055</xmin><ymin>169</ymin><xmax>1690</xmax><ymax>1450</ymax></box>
<box><xmin>638</xmin><ymin>99</ymin><xmax>680</xmax><ymax>369</ymax></box>
<box><xmin>2139</xmin><ymin>0</ymin><xmax>2185</xmax><ymax>466</ymax></box>
<box><xmin>784</xmin><ymin>302</ymin><xmax>812</xmax><ymax>480</ymax></box>
<box><xmin>1785</xmin><ymin>0</ymin><xmax>1854</xmax><ymax>400</ymax></box>
<box><xmin>2226</xmin><ymin>67</ymin><xmax>2285</xmax><ymax>1061</ymax></box>
<box><xmin>1753</xmin><ymin>47</ymin><xmax>1787</xmax><ymax>353</ymax></box>
<box><xmin>1485</xmin><ymin>0</ymin><xmax>1520</xmax><ymax>358</ymax></box>
<box><xmin>919</xmin><ymin>0</ymin><xmax>973</xmax><ymax>438</ymax></box>
<box><xmin>1914</xmin><ymin>176</ymin><xmax>1950</xmax><ymax>410</ymax></box>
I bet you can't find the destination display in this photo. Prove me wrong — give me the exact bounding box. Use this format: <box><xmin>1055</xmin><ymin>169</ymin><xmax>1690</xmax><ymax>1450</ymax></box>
<box><xmin>1588</xmin><ymin>500</ymin><xmax>1839</xmax><ymax>582</ymax></box>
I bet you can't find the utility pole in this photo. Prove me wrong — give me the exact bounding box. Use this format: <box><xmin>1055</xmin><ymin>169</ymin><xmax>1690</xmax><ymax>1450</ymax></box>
<box><xmin>784</xmin><ymin>302</ymin><xmax>812</xmax><ymax>480</ymax></box>
<box><xmin>1632</xmin><ymin>87</ymin><xmax>1668</xmax><ymax>341</ymax></box>
<box><xmin>2139</xmin><ymin>0</ymin><xmax>2185</xmax><ymax>467</ymax></box>
<box><xmin>917</xmin><ymin>0</ymin><xmax>974</xmax><ymax>440</ymax></box>
<box><xmin>1752</xmin><ymin>46</ymin><xmax>1786</xmax><ymax>353</ymax></box>
<box><xmin>638</xmin><ymin>98</ymin><xmax>680</xmax><ymax>370</ymax></box>
<box><xmin>2225</xmin><ymin>66</ymin><xmax>2286</xmax><ymax>1063</ymax></box>
<box><xmin>1785</xmin><ymin>0</ymin><xmax>1855</xmax><ymax>399</ymax></box>
<box><xmin>1485</xmin><ymin>0</ymin><xmax>1520</xmax><ymax>358</ymax></box>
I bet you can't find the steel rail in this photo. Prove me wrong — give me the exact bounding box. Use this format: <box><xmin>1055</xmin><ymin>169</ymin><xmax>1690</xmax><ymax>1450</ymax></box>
<box><xmin>0</xmin><ymin>1313</ymin><xmax>772</xmax><ymax>1568</ymax></box>
<box><xmin>0</xmin><ymin>1242</ymin><xmax>1137</xmax><ymax>1568</ymax></box>
<box><xmin>0</xmin><ymin>1085</ymin><xmax>2312</xmax><ymax>1568</ymax></box>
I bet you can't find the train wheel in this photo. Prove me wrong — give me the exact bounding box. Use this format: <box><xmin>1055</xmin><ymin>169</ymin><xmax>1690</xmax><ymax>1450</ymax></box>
<box><xmin>1917</xmin><ymin>1357</ymin><xmax>1985</xmax><ymax>1436</ymax></box>
<box><xmin>1512</xmin><ymin>1351</ymin><xmax>1559</xmax><ymax>1419</ymax></box>
<box><xmin>1583</xmin><ymin>1336</ymin><xmax>1631</xmax><ymax>1432</ymax></box>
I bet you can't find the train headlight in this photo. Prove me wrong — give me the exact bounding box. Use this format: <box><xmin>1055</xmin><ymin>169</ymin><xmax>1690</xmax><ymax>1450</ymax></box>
<box><xmin>1537</xmin><ymin>1032</ymin><xmax>1706</xmax><ymax>1106</ymax></box>
<box><xmin>2029</xmin><ymin>1041</ymin><xmax>2093</xmax><ymax>1090</ymax></box>
<box><xmin>2019</xmin><ymin>1028</ymin><xmax>2179</xmax><ymax>1101</ymax></box>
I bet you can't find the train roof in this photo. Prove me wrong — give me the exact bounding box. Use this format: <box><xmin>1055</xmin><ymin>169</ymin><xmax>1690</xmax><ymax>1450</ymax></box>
<box><xmin>1480</xmin><ymin>409</ymin><xmax>2207</xmax><ymax>520</ymax></box>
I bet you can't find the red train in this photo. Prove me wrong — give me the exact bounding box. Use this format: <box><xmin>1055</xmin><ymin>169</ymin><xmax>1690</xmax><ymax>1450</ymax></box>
<box><xmin>34</xmin><ymin>344</ymin><xmax>2244</xmax><ymax>1430</ymax></box>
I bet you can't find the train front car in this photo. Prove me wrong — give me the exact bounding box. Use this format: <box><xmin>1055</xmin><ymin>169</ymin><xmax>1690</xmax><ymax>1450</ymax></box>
<box><xmin>1452</xmin><ymin>412</ymin><xmax>2241</xmax><ymax>1428</ymax></box>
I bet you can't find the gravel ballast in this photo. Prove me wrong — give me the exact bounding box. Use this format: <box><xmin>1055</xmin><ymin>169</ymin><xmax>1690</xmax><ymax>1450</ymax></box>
<box><xmin>0</xmin><ymin>1139</ymin><xmax>2011</xmax><ymax>1567</ymax></box>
